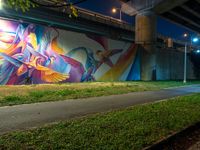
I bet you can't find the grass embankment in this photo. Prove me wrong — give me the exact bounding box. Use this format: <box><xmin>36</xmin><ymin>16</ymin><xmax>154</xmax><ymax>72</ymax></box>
<box><xmin>0</xmin><ymin>81</ymin><xmax>198</xmax><ymax>107</ymax></box>
<box><xmin>0</xmin><ymin>94</ymin><xmax>200</xmax><ymax>149</ymax></box>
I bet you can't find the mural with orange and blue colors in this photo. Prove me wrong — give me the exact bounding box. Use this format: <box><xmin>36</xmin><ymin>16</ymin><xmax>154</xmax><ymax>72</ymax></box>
<box><xmin>0</xmin><ymin>19</ymin><xmax>140</xmax><ymax>85</ymax></box>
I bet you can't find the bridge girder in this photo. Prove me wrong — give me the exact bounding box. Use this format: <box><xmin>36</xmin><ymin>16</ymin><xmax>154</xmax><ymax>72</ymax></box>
<box><xmin>120</xmin><ymin>0</ymin><xmax>200</xmax><ymax>33</ymax></box>
<box><xmin>160</xmin><ymin>0</ymin><xmax>200</xmax><ymax>33</ymax></box>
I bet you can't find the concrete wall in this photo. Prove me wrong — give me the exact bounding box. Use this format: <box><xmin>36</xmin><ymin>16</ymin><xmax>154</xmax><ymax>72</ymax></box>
<box><xmin>0</xmin><ymin>19</ymin><xmax>140</xmax><ymax>85</ymax></box>
<box><xmin>156</xmin><ymin>48</ymin><xmax>196</xmax><ymax>80</ymax></box>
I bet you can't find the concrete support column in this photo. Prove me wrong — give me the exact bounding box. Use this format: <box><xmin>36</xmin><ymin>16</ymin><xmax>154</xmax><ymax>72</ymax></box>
<box><xmin>135</xmin><ymin>11</ymin><xmax>157</xmax><ymax>81</ymax></box>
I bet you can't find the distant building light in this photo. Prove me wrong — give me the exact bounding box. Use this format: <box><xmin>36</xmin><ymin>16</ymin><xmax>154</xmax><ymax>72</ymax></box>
<box><xmin>183</xmin><ymin>33</ymin><xmax>188</xmax><ymax>38</ymax></box>
<box><xmin>192</xmin><ymin>37</ymin><xmax>199</xmax><ymax>43</ymax></box>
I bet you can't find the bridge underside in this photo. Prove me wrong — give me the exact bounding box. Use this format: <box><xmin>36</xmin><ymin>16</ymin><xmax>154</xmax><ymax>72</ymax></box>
<box><xmin>159</xmin><ymin>0</ymin><xmax>200</xmax><ymax>33</ymax></box>
<box><xmin>121</xmin><ymin>0</ymin><xmax>200</xmax><ymax>33</ymax></box>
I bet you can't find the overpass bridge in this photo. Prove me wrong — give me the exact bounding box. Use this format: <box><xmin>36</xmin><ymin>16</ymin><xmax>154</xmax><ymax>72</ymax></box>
<box><xmin>0</xmin><ymin>4</ymin><xmax>190</xmax><ymax>48</ymax></box>
<box><xmin>0</xmin><ymin>1</ymin><xmax>198</xmax><ymax>82</ymax></box>
<box><xmin>121</xmin><ymin>0</ymin><xmax>200</xmax><ymax>33</ymax></box>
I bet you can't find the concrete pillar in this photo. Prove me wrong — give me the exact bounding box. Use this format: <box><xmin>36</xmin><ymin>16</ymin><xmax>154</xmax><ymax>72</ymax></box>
<box><xmin>135</xmin><ymin>11</ymin><xmax>157</xmax><ymax>81</ymax></box>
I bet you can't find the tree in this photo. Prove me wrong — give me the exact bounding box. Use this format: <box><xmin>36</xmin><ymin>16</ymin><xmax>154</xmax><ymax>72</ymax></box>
<box><xmin>5</xmin><ymin>0</ymin><xmax>87</xmax><ymax>17</ymax></box>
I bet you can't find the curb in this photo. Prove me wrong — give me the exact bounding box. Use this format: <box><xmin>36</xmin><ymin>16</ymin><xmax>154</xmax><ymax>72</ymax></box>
<box><xmin>163</xmin><ymin>84</ymin><xmax>200</xmax><ymax>90</ymax></box>
<box><xmin>143</xmin><ymin>122</ymin><xmax>200</xmax><ymax>150</ymax></box>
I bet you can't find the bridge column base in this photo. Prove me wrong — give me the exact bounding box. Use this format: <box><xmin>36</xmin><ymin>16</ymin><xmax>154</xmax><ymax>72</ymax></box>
<box><xmin>135</xmin><ymin>11</ymin><xmax>157</xmax><ymax>81</ymax></box>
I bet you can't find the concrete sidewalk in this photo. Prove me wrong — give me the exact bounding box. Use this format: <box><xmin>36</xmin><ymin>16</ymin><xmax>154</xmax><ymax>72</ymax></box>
<box><xmin>0</xmin><ymin>85</ymin><xmax>200</xmax><ymax>135</ymax></box>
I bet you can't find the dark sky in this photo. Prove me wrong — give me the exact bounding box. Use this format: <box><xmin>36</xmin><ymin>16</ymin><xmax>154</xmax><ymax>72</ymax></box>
<box><xmin>77</xmin><ymin>0</ymin><xmax>195</xmax><ymax>40</ymax></box>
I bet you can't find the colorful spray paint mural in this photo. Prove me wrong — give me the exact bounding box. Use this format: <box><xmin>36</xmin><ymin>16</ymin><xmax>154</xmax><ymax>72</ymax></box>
<box><xmin>0</xmin><ymin>19</ymin><xmax>140</xmax><ymax>85</ymax></box>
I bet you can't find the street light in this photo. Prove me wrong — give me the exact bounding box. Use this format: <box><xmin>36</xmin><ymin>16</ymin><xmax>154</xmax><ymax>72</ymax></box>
<box><xmin>183</xmin><ymin>33</ymin><xmax>188</xmax><ymax>38</ymax></box>
<box><xmin>192</xmin><ymin>37</ymin><xmax>199</xmax><ymax>43</ymax></box>
<box><xmin>112</xmin><ymin>7</ymin><xmax>122</xmax><ymax>21</ymax></box>
<box><xmin>183</xmin><ymin>33</ymin><xmax>199</xmax><ymax>83</ymax></box>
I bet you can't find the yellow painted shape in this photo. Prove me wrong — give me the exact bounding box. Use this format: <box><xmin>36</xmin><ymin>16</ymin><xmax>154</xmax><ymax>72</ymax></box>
<box><xmin>51</xmin><ymin>36</ymin><xmax>65</xmax><ymax>55</ymax></box>
<box><xmin>99</xmin><ymin>44</ymin><xmax>138</xmax><ymax>81</ymax></box>
<box><xmin>28</xmin><ymin>33</ymin><xmax>38</xmax><ymax>50</ymax></box>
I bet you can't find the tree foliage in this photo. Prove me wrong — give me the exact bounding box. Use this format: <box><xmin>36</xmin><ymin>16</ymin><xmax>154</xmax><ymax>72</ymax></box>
<box><xmin>5</xmin><ymin>0</ymin><xmax>80</xmax><ymax>17</ymax></box>
<box><xmin>6</xmin><ymin>0</ymin><xmax>37</xmax><ymax>12</ymax></box>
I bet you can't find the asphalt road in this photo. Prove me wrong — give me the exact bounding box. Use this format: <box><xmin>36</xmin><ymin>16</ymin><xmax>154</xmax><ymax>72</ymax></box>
<box><xmin>0</xmin><ymin>85</ymin><xmax>200</xmax><ymax>135</ymax></box>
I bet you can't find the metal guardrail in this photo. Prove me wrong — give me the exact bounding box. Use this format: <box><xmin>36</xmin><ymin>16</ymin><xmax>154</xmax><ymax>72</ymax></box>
<box><xmin>75</xmin><ymin>6</ymin><xmax>134</xmax><ymax>31</ymax></box>
<box><xmin>48</xmin><ymin>5</ymin><xmax>134</xmax><ymax>31</ymax></box>
<box><xmin>157</xmin><ymin>33</ymin><xmax>200</xmax><ymax>52</ymax></box>
<box><xmin>76</xmin><ymin>7</ymin><xmax>128</xmax><ymax>24</ymax></box>
<box><xmin>157</xmin><ymin>34</ymin><xmax>185</xmax><ymax>45</ymax></box>
<box><xmin>158</xmin><ymin>34</ymin><xmax>197</xmax><ymax>46</ymax></box>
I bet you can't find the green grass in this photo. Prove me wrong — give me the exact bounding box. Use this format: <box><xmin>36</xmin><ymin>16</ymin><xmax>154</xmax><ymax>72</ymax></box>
<box><xmin>0</xmin><ymin>81</ymin><xmax>199</xmax><ymax>107</ymax></box>
<box><xmin>0</xmin><ymin>94</ymin><xmax>200</xmax><ymax>150</ymax></box>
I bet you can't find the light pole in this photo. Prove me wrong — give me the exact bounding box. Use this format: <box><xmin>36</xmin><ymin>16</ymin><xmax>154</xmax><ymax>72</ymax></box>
<box><xmin>183</xmin><ymin>42</ymin><xmax>187</xmax><ymax>83</ymax></box>
<box><xmin>183</xmin><ymin>33</ymin><xmax>188</xmax><ymax>83</ymax></box>
<box><xmin>112</xmin><ymin>7</ymin><xmax>122</xmax><ymax>21</ymax></box>
<box><xmin>183</xmin><ymin>33</ymin><xmax>199</xmax><ymax>83</ymax></box>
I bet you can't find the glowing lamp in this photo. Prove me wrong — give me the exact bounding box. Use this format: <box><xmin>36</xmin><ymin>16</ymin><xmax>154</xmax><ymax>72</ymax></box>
<box><xmin>192</xmin><ymin>37</ymin><xmax>199</xmax><ymax>43</ymax></box>
<box><xmin>112</xmin><ymin>8</ymin><xmax>117</xmax><ymax>13</ymax></box>
<box><xmin>183</xmin><ymin>33</ymin><xmax>188</xmax><ymax>38</ymax></box>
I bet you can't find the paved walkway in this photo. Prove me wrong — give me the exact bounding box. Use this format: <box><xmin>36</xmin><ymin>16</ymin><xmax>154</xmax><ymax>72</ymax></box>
<box><xmin>0</xmin><ymin>85</ymin><xmax>200</xmax><ymax>135</ymax></box>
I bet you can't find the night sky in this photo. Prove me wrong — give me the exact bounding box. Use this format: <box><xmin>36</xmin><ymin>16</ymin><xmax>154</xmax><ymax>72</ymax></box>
<box><xmin>77</xmin><ymin>0</ymin><xmax>195</xmax><ymax>40</ymax></box>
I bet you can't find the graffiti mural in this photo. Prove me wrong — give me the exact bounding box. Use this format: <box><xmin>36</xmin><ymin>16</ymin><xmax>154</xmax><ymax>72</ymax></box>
<box><xmin>0</xmin><ymin>19</ymin><xmax>140</xmax><ymax>85</ymax></box>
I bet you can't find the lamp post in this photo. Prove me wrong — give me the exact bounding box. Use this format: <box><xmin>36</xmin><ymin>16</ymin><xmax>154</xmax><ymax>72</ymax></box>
<box><xmin>183</xmin><ymin>33</ymin><xmax>199</xmax><ymax>83</ymax></box>
<box><xmin>112</xmin><ymin>7</ymin><xmax>122</xmax><ymax>21</ymax></box>
<box><xmin>183</xmin><ymin>33</ymin><xmax>188</xmax><ymax>83</ymax></box>
<box><xmin>183</xmin><ymin>42</ymin><xmax>187</xmax><ymax>83</ymax></box>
